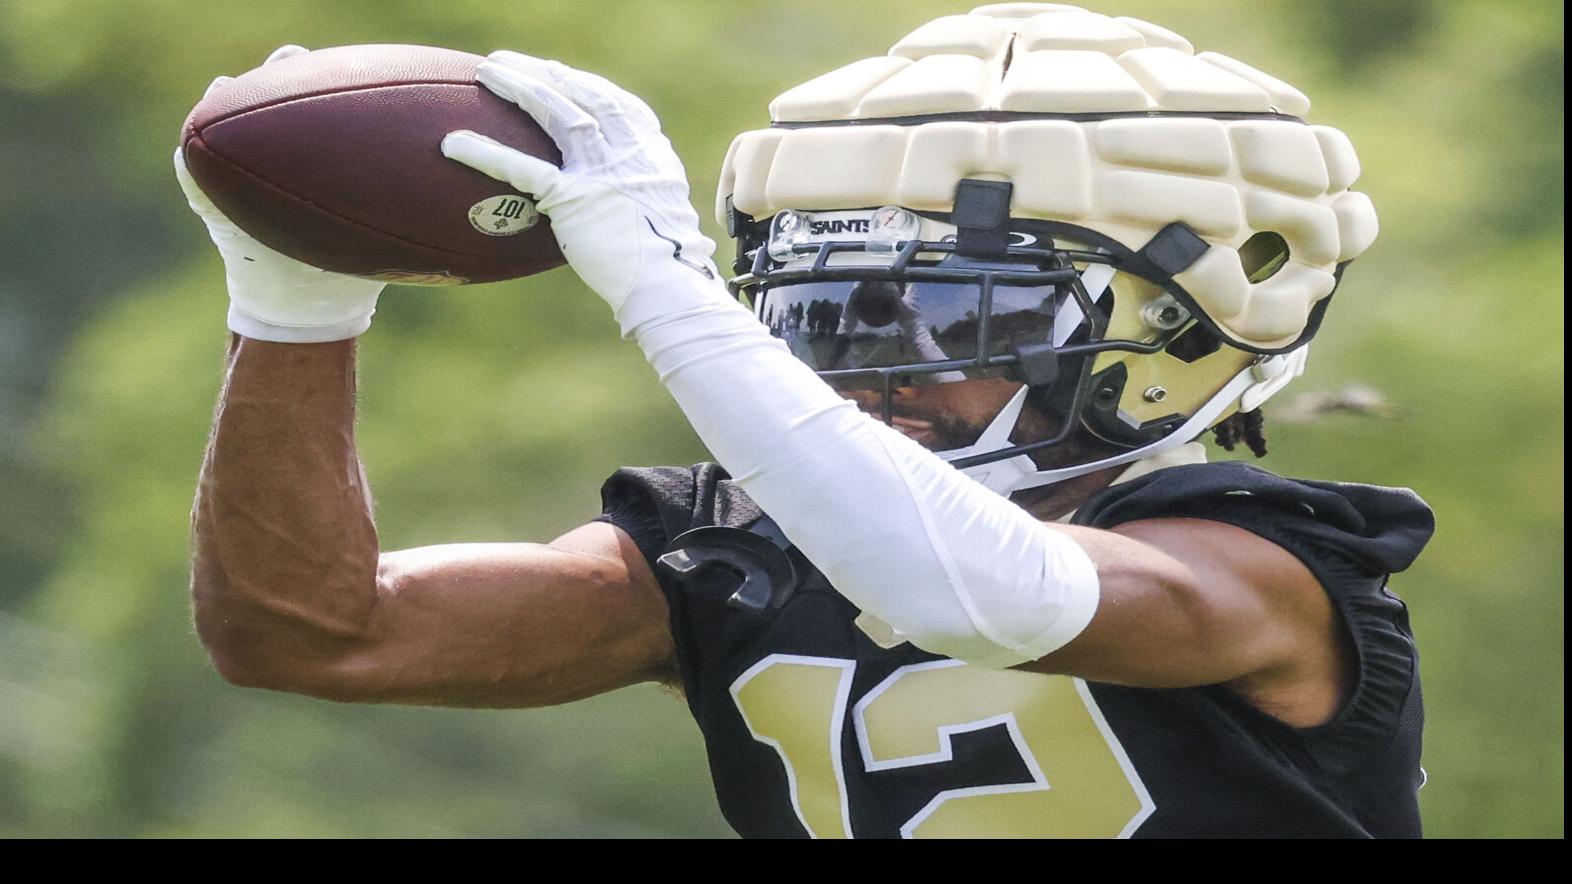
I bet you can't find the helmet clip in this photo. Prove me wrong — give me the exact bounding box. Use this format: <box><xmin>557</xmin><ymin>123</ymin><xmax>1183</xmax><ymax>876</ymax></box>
<box><xmin>1136</xmin><ymin>222</ymin><xmax>1211</xmax><ymax>278</ymax></box>
<box><xmin>1009</xmin><ymin>340</ymin><xmax>1060</xmax><ymax>386</ymax></box>
<box><xmin>952</xmin><ymin>179</ymin><xmax>1015</xmax><ymax>258</ymax></box>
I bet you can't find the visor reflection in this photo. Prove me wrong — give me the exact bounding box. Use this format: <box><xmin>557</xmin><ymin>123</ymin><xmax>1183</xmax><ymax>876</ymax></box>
<box><xmin>757</xmin><ymin>279</ymin><xmax>1062</xmax><ymax>376</ymax></box>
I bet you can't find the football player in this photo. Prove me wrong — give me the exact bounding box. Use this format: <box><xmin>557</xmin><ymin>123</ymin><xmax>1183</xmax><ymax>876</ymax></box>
<box><xmin>183</xmin><ymin>5</ymin><xmax>1433</xmax><ymax>837</ymax></box>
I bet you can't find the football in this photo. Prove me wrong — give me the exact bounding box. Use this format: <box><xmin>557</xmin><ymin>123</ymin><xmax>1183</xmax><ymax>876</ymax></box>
<box><xmin>180</xmin><ymin>44</ymin><xmax>565</xmax><ymax>286</ymax></box>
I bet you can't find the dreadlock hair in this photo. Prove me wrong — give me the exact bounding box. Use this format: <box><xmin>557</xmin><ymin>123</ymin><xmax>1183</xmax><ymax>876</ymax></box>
<box><xmin>1213</xmin><ymin>408</ymin><xmax>1269</xmax><ymax>458</ymax></box>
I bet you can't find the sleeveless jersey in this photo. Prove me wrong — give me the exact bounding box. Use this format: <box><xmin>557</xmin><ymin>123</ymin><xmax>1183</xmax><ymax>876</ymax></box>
<box><xmin>594</xmin><ymin>461</ymin><xmax>1434</xmax><ymax>838</ymax></box>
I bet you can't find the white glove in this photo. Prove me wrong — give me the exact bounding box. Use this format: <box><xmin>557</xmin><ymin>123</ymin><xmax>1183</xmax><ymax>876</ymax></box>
<box><xmin>176</xmin><ymin>45</ymin><xmax>386</xmax><ymax>344</ymax></box>
<box><xmin>443</xmin><ymin>55</ymin><xmax>1100</xmax><ymax>667</ymax></box>
<box><xmin>439</xmin><ymin>52</ymin><xmax>722</xmax><ymax>327</ymax></box>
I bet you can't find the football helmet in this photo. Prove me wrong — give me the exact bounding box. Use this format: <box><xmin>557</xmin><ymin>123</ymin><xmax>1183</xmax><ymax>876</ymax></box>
<box><xmin>717</xmin><ymin>3</ymin><xmax>1378</xmax><ymax>495</ymax></box>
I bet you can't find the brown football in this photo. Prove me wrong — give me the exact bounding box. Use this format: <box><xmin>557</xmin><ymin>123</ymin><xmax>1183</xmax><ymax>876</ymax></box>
<box><xmin>180</xmin><ymin>44</ymin><xmax>565</xmax><ymax>286</ymax></box>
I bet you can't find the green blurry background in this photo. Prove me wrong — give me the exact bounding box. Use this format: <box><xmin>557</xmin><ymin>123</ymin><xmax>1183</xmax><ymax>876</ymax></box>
<box><xmin>0</xmin><ymin>0</ymin><xmax>1561</xmax><ymax>837</ymax></box>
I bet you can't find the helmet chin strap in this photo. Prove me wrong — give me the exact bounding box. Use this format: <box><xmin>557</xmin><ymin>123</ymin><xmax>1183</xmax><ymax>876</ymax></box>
<box><xmin>938</xmin><ymin>348</ymin><xmax>1309</xmax><ymax>495</ymax></box>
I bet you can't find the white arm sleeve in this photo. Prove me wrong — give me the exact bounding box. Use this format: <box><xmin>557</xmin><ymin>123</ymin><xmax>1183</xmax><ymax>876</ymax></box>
<box><xmin>615</xmin><ymin>264</ymin><xmax>1100</xmax><ymax>669</ymax></box>
<box><xmin>437</xmin><ymin>59</ymin><xmax>1096</xmax><ymax>666</ymax></box>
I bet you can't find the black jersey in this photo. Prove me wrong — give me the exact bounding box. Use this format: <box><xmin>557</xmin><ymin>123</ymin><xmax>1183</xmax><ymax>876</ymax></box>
<box><xmin>594</xmin><ymin>461</ymin><xmax>1434</xmax><ymax>838</ymax></box>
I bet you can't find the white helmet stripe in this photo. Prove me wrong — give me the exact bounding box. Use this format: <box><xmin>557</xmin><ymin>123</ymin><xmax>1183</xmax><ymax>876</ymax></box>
<box><xmin>940</xmin><ymin>349</ymin><xmax>1307</xmax><ymax>495</ymax></box>
<box><xmin>1053</xmin><ymin>262</ymin><xmax>1114</xmax><ymax>348</ymax></box>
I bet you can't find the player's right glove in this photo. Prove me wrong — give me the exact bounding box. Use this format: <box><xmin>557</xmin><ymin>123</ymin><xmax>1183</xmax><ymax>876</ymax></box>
<box><xmin>175</xmin><ymin>45</ymin><xmax>386</xmax><ymax>344</ymax></box>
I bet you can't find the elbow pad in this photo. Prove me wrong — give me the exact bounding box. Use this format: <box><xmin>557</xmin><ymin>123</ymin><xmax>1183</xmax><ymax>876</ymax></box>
<box><xmin>617</xmin><ymin>262</ymin><xmax>1100</xmax><ymax>668</ymax></box>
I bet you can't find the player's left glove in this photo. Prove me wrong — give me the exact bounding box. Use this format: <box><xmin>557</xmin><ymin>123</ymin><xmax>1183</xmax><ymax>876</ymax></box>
<box><xmin>440</xmin><ymin>52</ymin><xmax>723</xmax><ymax>328</ymax></box>
<box><xmin>176</xmin><ymin>44</ymin><xmax>387</xmax><ymax>343</ymax></box>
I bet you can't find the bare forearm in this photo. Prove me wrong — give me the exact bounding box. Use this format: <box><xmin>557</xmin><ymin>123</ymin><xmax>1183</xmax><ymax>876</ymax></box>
<box><xmin>190</xmin><ymin>335</ymin><xmax>378</xmax><ymax>680</ymax></box>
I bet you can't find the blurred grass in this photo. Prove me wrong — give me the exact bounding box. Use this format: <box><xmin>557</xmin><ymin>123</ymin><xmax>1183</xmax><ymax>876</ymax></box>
<box><xmin>0</xmin><ymin>0</ymin><xmax>1562</xmax><ymax>837</ymax></box>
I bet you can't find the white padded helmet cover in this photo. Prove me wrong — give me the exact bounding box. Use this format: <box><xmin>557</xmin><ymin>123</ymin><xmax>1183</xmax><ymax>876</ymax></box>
<box><xmin>718</xmin><ymin>3</ymin><xmax>1377</xmax><ymax>350</ymax></box>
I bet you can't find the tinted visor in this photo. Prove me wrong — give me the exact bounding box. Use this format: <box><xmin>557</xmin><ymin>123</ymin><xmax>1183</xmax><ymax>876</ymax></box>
<box><xmin>755</xmin><ymin>278</ymin><xmax>1067</xmax><ymax>386</ymax></box>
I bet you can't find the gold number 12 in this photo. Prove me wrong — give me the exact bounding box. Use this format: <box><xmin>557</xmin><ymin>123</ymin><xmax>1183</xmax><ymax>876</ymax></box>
<box><xmin>731</xmin><ymin>655</ymin><xmax>1155</xmax><ymax>838</ymax></box>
